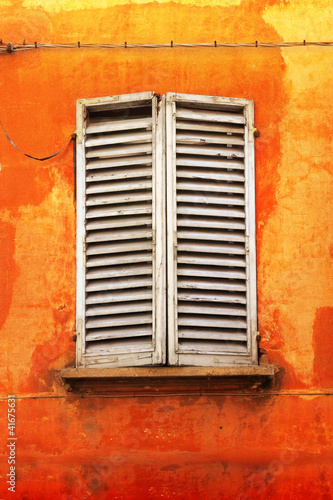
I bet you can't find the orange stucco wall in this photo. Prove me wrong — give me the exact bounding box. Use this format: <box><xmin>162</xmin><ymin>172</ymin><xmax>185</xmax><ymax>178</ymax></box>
<box><xmin>0</xmin><ymin>1</ymin><xmax>333</xmax><ymax>498</ymax></box>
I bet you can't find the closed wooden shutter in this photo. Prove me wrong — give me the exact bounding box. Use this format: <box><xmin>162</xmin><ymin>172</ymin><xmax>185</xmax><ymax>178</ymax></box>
<box><xmin>166</xmin><ymin>93</ymin><xmax>257</xmax><ymax>366</ymax></box>
<box><xmin>76</xmin><ymin>92</ymin><xmax>166</xmax><ymax>367</ymax></box>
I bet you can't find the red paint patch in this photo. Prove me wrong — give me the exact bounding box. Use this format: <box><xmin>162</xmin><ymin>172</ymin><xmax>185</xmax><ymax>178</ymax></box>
<box><xmin>21</xmin><ymin>306</ymin><xmax>74</xmax><ymax>393</ymax></box>
<box><xmin>0</xmin><ymin>220</ymin><xmax>19</xmax><ymax>329</ymax></box>
<box><xmin>313</xmin><ymin>307</ymin><xmax>333</xmax><ymax>388</ymax></box>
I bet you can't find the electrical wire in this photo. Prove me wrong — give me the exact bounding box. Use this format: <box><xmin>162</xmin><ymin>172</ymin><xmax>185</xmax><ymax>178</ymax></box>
<box><xmin>0</xmin><ymin>391</ymin><xmax>332</xmax><ymax>401</ymax></box>
<box><xmin>0</xmin><ymin>118</ymin><xmax>74</xmax><ymax>161</ymax></box>
<box><xmin>1</xmin><ymin>38</ymin><xmax>332</xmax><ymax>158</ymax></box>
<box><xmin>1</xmin><ymin>41</ymin><xmax>333</xmax><ymax>53</ymax></box>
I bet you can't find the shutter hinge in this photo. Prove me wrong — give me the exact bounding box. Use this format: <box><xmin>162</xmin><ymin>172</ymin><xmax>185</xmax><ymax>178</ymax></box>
<box><xmin>76</xmin><ymin>127</ymin><xmax>86</xmax><ymax>145</ymax></box>
<box><xmin>249</xmin><ymin>126</ymin><xmax>260</xmax><ymax>142</ymax></box>
<box><xmin>245</xmin><ymin>235</ymin><xmax>249</xmax><ymax>254</ymax></box>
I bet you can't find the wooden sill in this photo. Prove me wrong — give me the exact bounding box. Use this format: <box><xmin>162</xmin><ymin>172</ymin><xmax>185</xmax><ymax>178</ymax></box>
<box><xmin>61</xmin><ymin>365</ymin><xmax>276</xmax><ymax>395</ymax></box>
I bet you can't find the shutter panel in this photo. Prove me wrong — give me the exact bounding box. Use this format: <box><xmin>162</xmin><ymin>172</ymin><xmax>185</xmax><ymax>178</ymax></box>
<box><xmin>76</xmin><ymin>92</ymin><xmax>166</xmax><ymax>367</ymax></box>
<box><xmin>167</xmin><ymin>93</ymin><xmax>257</xmax><ymax>366</ymax></box>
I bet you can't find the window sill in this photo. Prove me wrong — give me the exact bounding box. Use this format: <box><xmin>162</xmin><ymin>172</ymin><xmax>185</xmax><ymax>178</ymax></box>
<box><xmin>61</xmin><ymin>365</ymin><xmax>276</xmax><ymax>395</ymax></box>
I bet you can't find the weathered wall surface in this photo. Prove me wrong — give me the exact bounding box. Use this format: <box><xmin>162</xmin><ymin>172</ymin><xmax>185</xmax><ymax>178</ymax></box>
<box><xmin>0</xmin><ymin>1</ymin><xmax>332</xmax><ymax>498</ymax></box>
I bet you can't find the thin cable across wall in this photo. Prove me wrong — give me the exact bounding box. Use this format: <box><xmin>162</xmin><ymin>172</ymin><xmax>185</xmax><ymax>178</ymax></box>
<box><xmin>1</xmin><ymin>40</ymin><xmax>333</xmax><ymax>53</ymax></box>
<box><xmin>1</xmin><ymin>39</ymin><xmax>332</xmax><ymax>159</ymax></box>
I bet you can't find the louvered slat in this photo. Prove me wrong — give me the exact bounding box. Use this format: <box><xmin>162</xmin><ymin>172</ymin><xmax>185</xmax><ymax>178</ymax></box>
<box><xmin>177</xmin><ymin>193</ymin><xmax>245</xmax><ymax>206</ymax></box>
<box><xmin>177</xmin><ymin>241</ymin><xmax>245</xmax><ymax>255</ymax></box>
<box><xmin>179</xmin><ymin>328</ymin><xmax>247</xmax><ymax>341</ymax></box>
<box><xmin>86</xmin><ymin>167</ymin><xmax>152</xmax><ymax>183</ymax></box>
<box><xmin>86</xmin><ymin>214</ymin><xmax>152</xmax><ymax>231</ymax></box>
<box><xmin>86</xmin><ymin>227</ymin><xmax>152</xmax><ymax>244</ymax></box>
<box><xmin>86</xmin><ymin>301</ymin><xmax>153</xmax><ymax>317</ymax></box>
<box><xmin>86</xmin><ymin>240</ymin><xmax>153</xmax><ymax>256</ymax></box>
<box><xmin>177</xmin><ymin>157</ymin><xmax>244</xmax><ymax>170</ymax></box>
<box><xmin>175</xmin><ymin>341</ymin><xmax>248</xmax><ymax>354</ymax></box>
<box><xmin>86</xmin><ymin>313</ymin><xmax>152</xmax><ymax>329</ymax></box>
<box><xmin>86</xmin><ymin>251</ymin><xmax>153</xmax><ymax>268</ymax></box>
<box><xmin>178</xmin><ymin>255</ymin><xmax>246</xmax><ymax>268</ymax></box>
<box><xmin>176</xmin><ymin>144</ymin><xmax>244</xmax><ymax>158</ymax></box>
<box><xmin>86</xmin><ymin>143</ymin><xmax>152</xmax><ymax>160</ymax></box>
<box><xmin>86</xmin><ymin>191</ymin><xmax>152</xmax><ymax>207</ymax></box>
<box><xmin>177</xmin><ymin>206</ymin><xmax>245</xmax><ymax>218</ymax></box>
<box><xmin>178</xmin><ymin>303</ymin><xmax>247</xmax><ymax>316</ymax></box>
<box><xmin>177</xmin><ymin>266</ymin><xmax>246</xmax><ymax>281</ymax></box>
<box><xmin>86</xmin><ymin>275</ymin><xmax>152</xmax><ymax>292</ymax></box>
<box><xmin>176</xmin><ymin>120</ymin><xmax>243</xmax><ymax>135</ymax></box>
<box><xmin>177</xmin><ymin>229</ymin><xmax>245</xmax><ymax>243</ymax></box>
<box><xmin>86</xmin><ymin>155</ymin><xmax>152</xmax><ymax>170</ymax></box>
<box><xmin>86</xmin><ymin>263</ymin><xmax>152</xmax><ymax>280</ymax></box>
<box><xmin>86</xmin><ymin>179</ymin><xmax>152</xmax><ymax>195</ymax></box>
<box><xmin>85</xmin><ymin>130</ymin><xmax>152</xmax><ymax>148</ymax></box>
<box><xmin>86</xmin><ymin>116</ymin><xmax>152</xmax><ymax>134</ymax></box>
<box><xmin>176</xmin><ymin>168</ymin><xmax>245</xmax><ymax>183</ymax></box>
<box><xmin>86</xmin><ymin>203</ymin><xmax>152</xmax><ymax>219</ymax></box>
<box><xmin>86</xmin><ymin>288</ymin><xmax>153</xmax><ymax>304</ymax></box>
<box><xmin>176</xmin><ymin>131</ymin><xmax>245</xmax><ymax>146</ymax></box>
<box><xmin>178</xmin><ymin>317</ymin><xmax>247</xmax><ymax>329</ymax></box>
<box><xmin>86</xmin><ymin>325</ymin><xmax>153</xmax><ymax>342</ymax></box>
<box><xmin>177</xmin><ymin>277</ymin><xmax>247</xmax><ymax>292</ymax></box>
<box><xmin>178</xmin><ymin>290</ymin><xmax>246</xmax><ymax>303</ymax></box>
<box><xmin>177</xmin><ymin>217</ymin><xmax>246</xmax><ymax>230</ymax></box>
<box><xmin>176</xmin><ymin>107</ymin><xmax>246</xmax><ymax>124</ymax></box>
<box><xmin>85</xmin><ymin>337</ymin><xmax>153</xmax><ymax>354</ymax></box>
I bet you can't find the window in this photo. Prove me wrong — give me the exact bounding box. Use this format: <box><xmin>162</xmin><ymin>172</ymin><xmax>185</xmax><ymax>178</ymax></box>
<box><xmin>76</xmin><ymin>92</ymin><xmax>257</xmax><ymax>369</ymax></box>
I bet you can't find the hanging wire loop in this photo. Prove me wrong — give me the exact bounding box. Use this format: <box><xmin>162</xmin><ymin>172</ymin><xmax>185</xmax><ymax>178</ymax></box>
<box><xmin>0</xmin><ymin>119</ymin><xmax>74</xmax><ymax>161</ymax></box>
